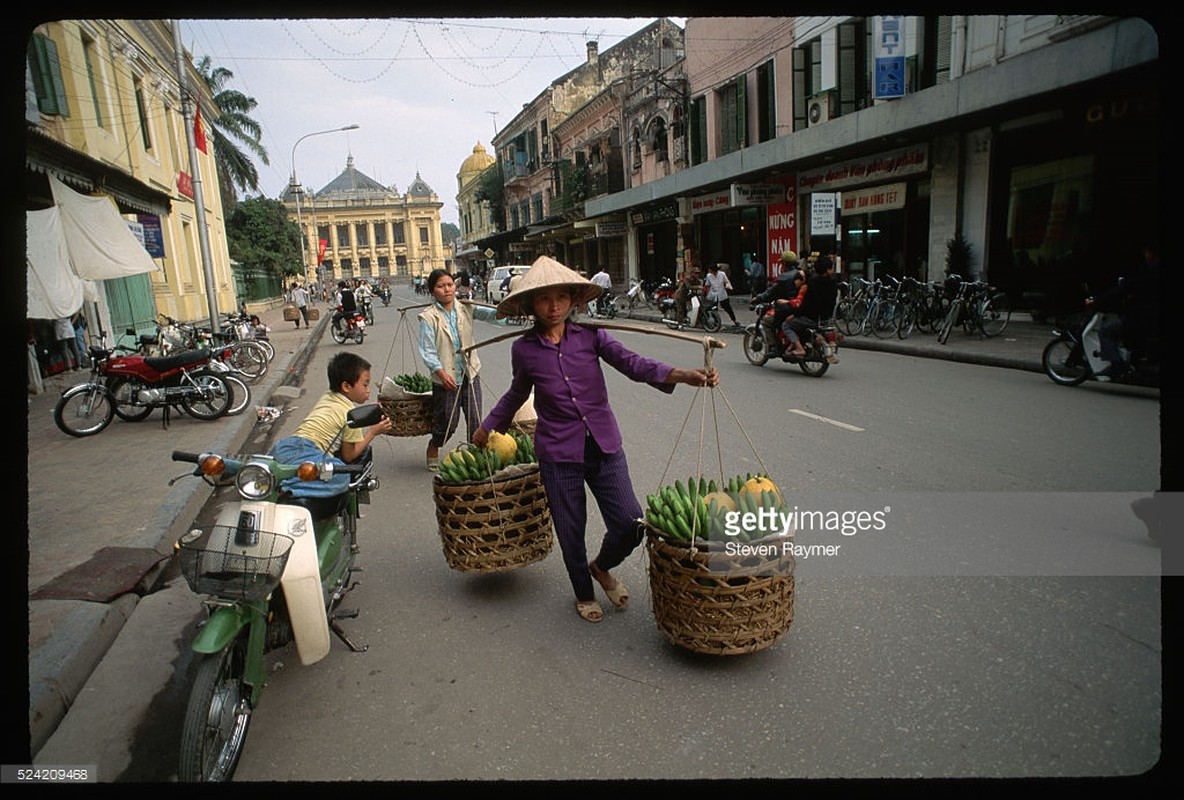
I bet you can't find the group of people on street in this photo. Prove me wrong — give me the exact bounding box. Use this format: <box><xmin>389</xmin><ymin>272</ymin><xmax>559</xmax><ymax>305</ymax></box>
<box><xmin>280</xmin><ymin>254</ymin><xmax>718</xmax><ymax>626</ymax></box>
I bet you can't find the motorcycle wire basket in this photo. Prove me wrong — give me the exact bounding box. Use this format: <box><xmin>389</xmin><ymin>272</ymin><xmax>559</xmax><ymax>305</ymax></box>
<box><xmin>432</xmin><ymin>463</ymin><xmax>553</xmax><ymax>573</ymax></box>
<box><xmin>644</xmin><ymin>523</ymin><xmax>796</xmax><ymax>656</ymax></box>
<box><xmin>379</xmin><ymin>395</ymin><xmax>434</xmax><ymax>437</ymax></box>
<box><xmin>177</xmin><ymin>526</ymin><xmax>294</xmax><ymax>601</ymax></box>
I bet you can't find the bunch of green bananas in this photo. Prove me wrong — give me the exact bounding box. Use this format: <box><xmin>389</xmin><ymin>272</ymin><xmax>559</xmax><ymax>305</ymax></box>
<box><xmin>436</xmin><ymin>432</ymin><xmax>537</xmax><ymax>484</ymax></box>
<box><xmin>392</xmin><ymin>372</ymin><xmax>432</xmax><ymax>393</ymax></box>
<box><xmin>643</xmin><ymin>473</ymin><xmax>785</xmax><ymax>542</ymax></box>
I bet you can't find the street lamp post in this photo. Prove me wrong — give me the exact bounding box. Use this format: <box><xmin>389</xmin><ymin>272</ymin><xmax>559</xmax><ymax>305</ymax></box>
<box><xmin>291</xmin><ymin>124</ymin><xmax>359</xmax><ymax>292</ymax></box>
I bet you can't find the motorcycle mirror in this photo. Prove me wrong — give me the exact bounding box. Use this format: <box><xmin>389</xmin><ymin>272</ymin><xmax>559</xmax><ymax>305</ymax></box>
<box><xmin>348</xmin><ymin>403</ymin><xmax>385</xmax><ymax>429</ymax></box>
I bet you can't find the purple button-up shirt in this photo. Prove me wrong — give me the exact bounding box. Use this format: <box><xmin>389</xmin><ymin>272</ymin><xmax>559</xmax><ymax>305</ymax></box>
<box><xmin>483</xmin><ymin>323</ymin><xmax>675</xmax><ymax>463</ymax></box>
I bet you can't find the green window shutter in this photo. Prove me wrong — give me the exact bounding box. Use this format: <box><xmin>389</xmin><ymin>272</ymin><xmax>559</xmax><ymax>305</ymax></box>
<box><xmin>691</xmin><ymin>96</ymin><xmax>707</xmax><ymax>165</ymax></box>
<box><xmin>735</xmin><ymin>74</ymin><xmax>747</xmax><ymax>149</ymax></box>
<box><xmin>28</xmin><ymin>33</ymin><xmax>70</xmax><ymax>117</ymax></box>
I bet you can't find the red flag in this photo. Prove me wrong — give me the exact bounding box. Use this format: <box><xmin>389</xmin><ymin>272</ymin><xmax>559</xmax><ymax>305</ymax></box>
<box><xmin>194</xmin><ymin>105</ymin><xmax>208</xmax><ymax>154</ymax></box>
<box><xmin>317</xmin><ymin>238</ymin><xmax>328</xmax><ymax>263</ymax></box>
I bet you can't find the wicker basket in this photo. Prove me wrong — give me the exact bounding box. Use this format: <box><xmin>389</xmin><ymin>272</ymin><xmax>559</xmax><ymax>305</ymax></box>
<box><xmin>644</xmin><ymin>525</ymin><xmax>795</xmax><ymax>656</ymax></box>
<box><xmin>510</xmin><ymin>418</ymin><xmax>537</xmax><ymax>441</ymax></box>
<box><xmin>432</xmin><ymin>463</ymin><xmax>553</xmax><ymax>573</ymax></box>
<box><xmin>380</xmin><ymin>395</ymin><xmax>434</xmax><ymax>437</ymax></box>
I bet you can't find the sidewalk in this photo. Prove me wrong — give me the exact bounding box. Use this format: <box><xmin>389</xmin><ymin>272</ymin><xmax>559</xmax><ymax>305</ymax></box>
<box><xmin>619</xmin><ymin>295</ymin><xmax>1054</xmax><ymax>373</ymax></box>
<box><xmin>23</xmin><ymin>295</ymin><xmax>1052</xmax><ymax>759</ymax></box>
<box><xmin>25</xmin><ymin>302</ymin><xmax>326</xmax><ymax>759</ymax></box>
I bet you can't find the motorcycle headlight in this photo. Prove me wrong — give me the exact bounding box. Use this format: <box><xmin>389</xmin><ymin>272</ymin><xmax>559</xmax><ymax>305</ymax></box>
<box><xmin>236</xmin><ymin>462</ymin><xmax>274</xmax><ymax>499</ymax></box>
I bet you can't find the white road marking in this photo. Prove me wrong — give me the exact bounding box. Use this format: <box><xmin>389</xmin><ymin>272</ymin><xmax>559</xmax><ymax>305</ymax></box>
<box><xmin>789</xmin><ymin>408</ymin><xmax>864</xmax><ymax>431</ymax></box>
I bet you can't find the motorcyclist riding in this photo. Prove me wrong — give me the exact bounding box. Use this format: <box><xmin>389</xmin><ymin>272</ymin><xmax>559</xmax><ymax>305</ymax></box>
<box><xmin>751</xmin><ymin>252</ymin><xmax>807</xmax><ymax>356</ymax></box>
<box><xmin>786</xmin><ymin>256</ymin><xmax>840</xmax><ymax>357</ymax></box>
<box><xmin>332</xmin><ymin>280</ymin><xmax>358</xmax><ymax>332</ymax></box>
<box><xmin>1085</xmin><ymin>241</ymin><xmax>1160</xmax><ymax>379</ymax></box>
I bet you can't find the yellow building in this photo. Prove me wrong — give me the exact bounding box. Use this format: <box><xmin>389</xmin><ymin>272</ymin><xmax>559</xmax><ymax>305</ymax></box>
<box><xmin>25</xmin><ymin>19</ymin><xmax>236</xmax><ymax>337</ymax></box>
<box><xmin>282</xmin><ymin>156</ymin><xmax>446</xmax><ymax>289</ymax></box>
<box><xmin>453</xmin><ymin>142</ymin><xmax>497</xmax><ymax>271</ymax></box>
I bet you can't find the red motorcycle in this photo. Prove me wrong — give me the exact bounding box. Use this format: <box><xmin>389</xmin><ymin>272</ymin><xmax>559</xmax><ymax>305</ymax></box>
<box><xmin>330</xmin><ymin>307</ymin><xmax>367</xmax><ymax>344</ymax></box>
<box><xmin>54</xmin><ymin>340</ymin><xmax>234</xmax><ymax>437</ymax></box>
<box><xmin>741</xmin><ymin>301</ymin><xmax>840</xmax><ymax>377</ymax></box>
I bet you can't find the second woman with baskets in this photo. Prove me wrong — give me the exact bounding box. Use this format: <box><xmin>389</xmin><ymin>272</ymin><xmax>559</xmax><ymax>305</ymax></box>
<box><xmin>418</xmin><ymin>269</ymin><xmax>502</xmax><ymax>472</ymax></box>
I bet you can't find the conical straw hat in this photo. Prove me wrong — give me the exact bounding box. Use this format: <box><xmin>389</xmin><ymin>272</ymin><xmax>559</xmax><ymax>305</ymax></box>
<box><xmin>496</xmin><ymin>255</ymin><xmax>603</xmax><ymax>318</ymax></box>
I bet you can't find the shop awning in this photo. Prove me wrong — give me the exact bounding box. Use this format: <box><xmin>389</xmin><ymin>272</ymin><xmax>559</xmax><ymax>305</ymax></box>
<box><xmin>27</xmin><ymin>175</ymin><xmax>161</xmax><ymax>318</ymax></box>
<box><xmin>26</xmin><ymin>126</ymin><xmax>173</xmax><ymax>216</ymax></box>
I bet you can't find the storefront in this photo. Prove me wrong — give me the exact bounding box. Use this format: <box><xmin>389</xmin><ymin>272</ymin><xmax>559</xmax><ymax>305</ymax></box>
<box><xmin>986</xmin><ymin>71</ymin><xmax>1159</xmax><ymax>318</ymax></box>
<box><xmin>630</xmin><ymin>200</ymin><xmax>681</xmax><ymax>284</ymax></box>
<box><xmin>797</xmin><ymin>143</ymin><xmax>931</xmax><ymax>283</ymax></box>
<box><xmin>690</xmin><ymin>188</ymin><xmax>767</xmax><ymax>294</ymax></box>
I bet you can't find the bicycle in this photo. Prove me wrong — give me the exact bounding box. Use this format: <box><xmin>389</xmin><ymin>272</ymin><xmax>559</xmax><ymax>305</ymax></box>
<box><xmin>837</xmin><ymin>277</ymin><xmax>877</xmax><ymax>336</ymax></box>
<box><xmin>868</xmin><ymin>275</ymin><xmax>903</xmax><ymax>339</ymax></box>
<box><xmin>937</xmin><ymin>278</ymin><xmax>1011</xmax><ymax>343</ymax></box>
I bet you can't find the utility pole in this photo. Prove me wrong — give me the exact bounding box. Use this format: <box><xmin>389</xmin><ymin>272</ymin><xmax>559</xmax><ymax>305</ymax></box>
<box><xmin>486</xmin><ymin>111</ymin><xmax>499</xmax><ymax>135</ymax></box>
<box><xmin>172</xmin><ymin>20</ymin><xmax>220</xmax><ymax>332</ymax></box>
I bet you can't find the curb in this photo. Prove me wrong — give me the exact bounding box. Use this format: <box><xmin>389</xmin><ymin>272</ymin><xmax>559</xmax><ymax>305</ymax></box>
<box><xmin>27</xmin><ymin>315</ymin><xmax>326</xmax><ymax>758</ymax></box>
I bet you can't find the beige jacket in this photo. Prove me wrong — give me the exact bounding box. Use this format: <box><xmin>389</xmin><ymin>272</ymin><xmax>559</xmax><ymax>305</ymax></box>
<box><xmin>418</xmin><ymin>301</ymin><xmax>482</xmax><ymax>384</ymax></box>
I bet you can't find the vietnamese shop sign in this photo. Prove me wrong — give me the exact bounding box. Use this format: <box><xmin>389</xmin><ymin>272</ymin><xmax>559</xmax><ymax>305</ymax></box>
<box><xmin>630</xmin><ymin>200</ymin><xmax>680</xmax><ymax>225</ymax></box>
<box><xmin>731</xmin><ymin>183</ymin><xmax>788</xmax><ymax>206</ymax></box>
<box><xmin>873</xmin><ymin>16</ymin><xmax>906</xmax><ymax>99</ymax></box>
<box><xmin>840</xmin><ymin>182</ymin><xmax>907</xmax><ymax>215</ymax></box>
<box><xmin>798</xmin><ymin>144</ymin><xmax>928</xmax><ymax>193</ymax></box>
<box><xmin>691</xmin><ymin>189</ymin><xmax>731</xmax><ymax>215</ymax></box>
<box><xmin>135</xmin><ymin>213</ymin><xmax>165</xmax><ymax>257</ymax></box>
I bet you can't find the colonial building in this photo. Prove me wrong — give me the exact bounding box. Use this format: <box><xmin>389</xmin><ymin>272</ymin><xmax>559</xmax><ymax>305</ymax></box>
<box><xmin>24</xmin><ymin>19</ymin><xmax>235</xmax><ymax>354</ymax></box>
<box><xmin>282</xmin><ymin>156</ymin><xmax>446</xmax><ymax>289</ymax></box>
<box><xmin>479</xmin><ymin>19</ymin><xmax>685</xmax><ymax>274</ymax></box>
<box><xmin>453</xmin><ymin>142</ymin><xmax>497</xmax><ymax>273</ymax></box>
<box><xmin>584</xmin><ymin>15</ymin><xmax>1160</xmax><ymax>312</ymax></box>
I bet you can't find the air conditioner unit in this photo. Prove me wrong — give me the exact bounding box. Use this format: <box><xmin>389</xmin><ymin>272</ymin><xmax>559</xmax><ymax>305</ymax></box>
<box><xmin>807</xmin><ymin>92</ymin><xmax>835</xmax><ymax>127</ymax></box>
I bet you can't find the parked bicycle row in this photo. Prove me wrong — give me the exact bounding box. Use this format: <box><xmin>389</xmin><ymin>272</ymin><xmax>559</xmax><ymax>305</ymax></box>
<box><xmin>834</xmin><ymin>273</ymin><xmax>1010</xmax><ymax>343</ymax></box>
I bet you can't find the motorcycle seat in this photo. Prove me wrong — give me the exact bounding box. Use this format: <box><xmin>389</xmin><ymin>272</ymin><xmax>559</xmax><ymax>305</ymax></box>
<box><xmin>280</xmin><ymin>491</ymin><xmax>347</xmax><ymax>521</ymax></box>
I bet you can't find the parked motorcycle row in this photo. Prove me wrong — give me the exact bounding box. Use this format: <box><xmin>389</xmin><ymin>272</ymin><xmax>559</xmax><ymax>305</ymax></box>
<box><xmin>53</xmin><ymin>313</ymin><xmax>275</xmax><ymax>437</ymax></box>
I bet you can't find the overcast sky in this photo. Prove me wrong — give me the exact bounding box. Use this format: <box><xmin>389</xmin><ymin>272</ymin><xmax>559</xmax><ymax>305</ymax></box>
<box><xmin>179</xmin><ymin>17</ymin><xmax>683</xmax><ymax>226</ymax></box>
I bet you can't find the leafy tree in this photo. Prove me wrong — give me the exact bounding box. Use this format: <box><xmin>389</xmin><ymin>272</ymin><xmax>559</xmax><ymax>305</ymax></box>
<box><xmin>226</xmin><ymin>197</ymin><xmax>302</xmax><ymax>279</ymax></box>
<box><xmin>473</xmin><ymin>163</ymin><xmax>505</xmax><ymax>231</ymax></box>
<box><xmin>195</xmin><ymin>55</ymin><xmax>269</xmax><ymax>211</ymax></box>
<box><xmin>441</xmin><ymin>222</ymin><xmax>460</xmax><ymax>247</ymax></box>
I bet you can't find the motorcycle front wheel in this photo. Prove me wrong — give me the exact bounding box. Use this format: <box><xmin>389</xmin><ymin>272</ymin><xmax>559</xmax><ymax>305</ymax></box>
<box><xmin>353</xmin><ymin>326</ymin><xmax>365</xmax><ymax>344</ymax></box>
<box><xmin>108</xmin><ymin>376</ymin><xmax>154</xmax><ymax>422</ymax></box>
<box><xmin>742</xmin><ymin>329</ymin><xmax>770</xmax><ymax>366</ymax></box>
<box><xmin>702</xmin><ymin>307</ymin><xmax>722</xmax><ymax>333</ymax></box>
<box><xmin>182</xmin><ymin>373</ymin><xmax>232</xmax><ymax>420</ymax></box>
<box><xmin>179</xmin><ymin>635</ymin><xmax>252</xmax><ymax>782</ymax></box>
<box><xmin>222</xmin><ymin>373</ymin><xmax>251</xmax><ymax>416</ymax></box>
<box><xmin>1042</xmin><ymin>339</ymin><xmax>1090</xmax><ymax>386</ymax></box>
<box><xmin>54</xmin><ymin>383</ymin><xmax>115</xmax><ymax>437</ymax></box>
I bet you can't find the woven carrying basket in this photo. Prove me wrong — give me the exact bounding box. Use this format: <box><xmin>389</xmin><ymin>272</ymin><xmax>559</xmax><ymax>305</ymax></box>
<box><xmin>380</xmin><ymin>395</ymin><xmax>433</xmax><ymax>437</ymax></box>
<box><xmin>645</xmin><ymin>525</ymin><xmax>795</xmax><ymax>655</ymax></box>
<box><xmin>433</xmin><ymin>464</ymin><xmax>553</xmax><ymax>573</ymax></box>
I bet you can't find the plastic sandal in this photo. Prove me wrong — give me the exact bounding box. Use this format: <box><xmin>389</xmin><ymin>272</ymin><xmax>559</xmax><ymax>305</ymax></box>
<box><xmin>576</xmin><ymin>600</ymin><xmax>603</xmax><ymax>623</ymax></box>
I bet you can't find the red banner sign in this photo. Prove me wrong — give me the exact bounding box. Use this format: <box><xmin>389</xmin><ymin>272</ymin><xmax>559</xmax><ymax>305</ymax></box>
<box><xmin>177</xmin><ymin>171</ymin><xmax>193</xmax><ymax>200</ymax></box>
<box><xmin>317</xmin><ymin>238</ymin><xmax>327</xmax><ymax>264</ymax></box>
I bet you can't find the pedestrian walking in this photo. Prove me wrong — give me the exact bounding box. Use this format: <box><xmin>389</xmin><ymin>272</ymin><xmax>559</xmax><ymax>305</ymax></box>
<box><xmin>748</xmin><ymin>252</ymin><xmax>767</xmax><ymax>296</ymax></box>
<box><xmin>471</xmin><ymin>256</ymin><xmax>719</xmax><ymax>624</ymax></box>
<box><xmin>705</xmin><ymin>262</ymin><xmax>740</xmax><ymax>327</ymax></box>
<box><xmin>53</xmin><ymin>315</ymin><xmax>82</xmax><ymax>371</ymax></box>
<box><xmin>291</xmin><ymin>282</ymin><xmax>311</xmax><ymax>328</ymax></box>
<box><xmin>72</xmin><ymin>312</ymin><xmax>90</xmax><ymax>366</ymax></box>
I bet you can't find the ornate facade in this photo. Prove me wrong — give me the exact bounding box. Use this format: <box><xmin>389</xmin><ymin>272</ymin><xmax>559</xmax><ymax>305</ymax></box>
<box><xmin>282</xmin><ymin>156</ymin><xmax>445</xmax><ymax>288</ymax></box>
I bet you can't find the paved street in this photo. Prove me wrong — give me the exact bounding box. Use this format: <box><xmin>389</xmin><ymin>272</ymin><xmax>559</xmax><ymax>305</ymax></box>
<box><xmin>23</xmin><ymin>288</ymin><xmax>1169</xmax><ymax>782</ymax></box>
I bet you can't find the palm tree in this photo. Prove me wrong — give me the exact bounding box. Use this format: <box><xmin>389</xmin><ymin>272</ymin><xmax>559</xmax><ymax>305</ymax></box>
<box><xmin>195</xmin><ymin>55</ymin><xmax>269</xmax><ymax>210</ymax></box>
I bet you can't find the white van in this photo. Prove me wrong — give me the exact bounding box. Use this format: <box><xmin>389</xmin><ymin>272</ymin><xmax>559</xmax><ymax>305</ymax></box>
<box><xmin>487</xmin><ymin>265</ymin><xmax>531</xmax><ymax>303</ymax></box>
